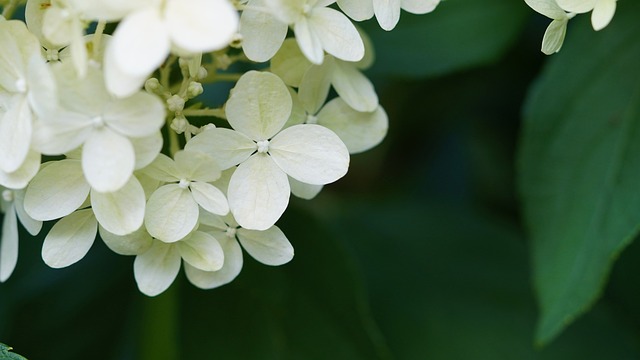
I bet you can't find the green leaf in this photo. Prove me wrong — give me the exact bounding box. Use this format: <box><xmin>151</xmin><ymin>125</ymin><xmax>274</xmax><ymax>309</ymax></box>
<box><xmin>518</xmin><ymin>1</ymin><xmax>640</xmax><ymax>345</ymax></box>
<box><xmin>0</xmin><ymin>343</ymin><xmax>28</xmax><ymax>360</ymax></box>
<box><xmin>364</xmin><ymin>0</ymin><xmax>529</xmax><ymax>78</ymax></box>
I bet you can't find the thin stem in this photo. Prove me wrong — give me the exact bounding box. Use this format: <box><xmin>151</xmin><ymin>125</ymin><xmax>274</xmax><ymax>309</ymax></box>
<box><xmin>139</xmin><ymin>284</ymin><xmax>179</xmax><ymax>360</ymax></box>
<box><xmin>182</xmin><ymin>108</ymin><xmax>226</xmax><ymax>119</ymax></box>
<box><xmin>168</xmin><ymin>127</ymin><xmax>181</xmax><ymax>157</ymax></box>
<box><xmin>91</xmin><ymin>20</ymin><xmax>107</xmax><ymax>61</ymax></box>
<box><xmin>160</xmin><ymin>56</ymin><xmax>178</xmax><ymax>89</ymax></box>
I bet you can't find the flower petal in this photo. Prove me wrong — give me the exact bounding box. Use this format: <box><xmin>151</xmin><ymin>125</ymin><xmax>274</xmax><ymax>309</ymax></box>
<box><xmin>134</xmin><ymin>240</ymin><xmax>181</xmax><ymax>296</ymax></box>
<box><xmin>237</xmin><ymin>225</ymin><xmax>293</xmax><ymax>265</ymax></box>
<box><xmin>41</xmin><ymin>209</ymin><xmax>97</xmax><ymax>268</ymax></box>
<box><xmin>0</xmin><ymin>150</ymin><xmax>40</xmax><ymax>189</ymax></box>
<box><xmin>228</xmin><ymin>154</ymin><xmax>290</xmax><ymax>230</ymax></box>
<box><xmin>145</xmin><ymin>184</ymin><xmax>199</xmax><ymax>243</ymax></box>
<box><xmin>317</xmin><ymin>98</ymin><xmax>388</xmax><ymax>153</ymax></box>
<box><xmin>373</xmin><ymin>0</ymin><xmax>401</xmax><ymax>30</ymax></box>
<box><xmin>542</xmin><ymin>19</ymin><xmax>568</xmax><ymax>55</ymax></box>
<box><xmin>175</xmin><ymin>150</ymin><xmax>221</xmax><ymax>183</ymax></box>
<box><xmin>166</xmin><ymin>0</ymin><xmax>239</xmax><ymax>53</ymax></box>
<box><xmin>99</xmin><ymin>225</ymin><xmax>153</xmax><ymax>256</ymax></box>
<box><xmin>289</xmin><ymin>176</ymin><xmax>323</xmax><ymax>199</ymax></box>
<box><xmin>185</xmin><ymin>128</ymin><xmax>256</xmax><ymax>170</ymax></box>
<box><xmin>24</xmin><ymin>159</ymin><xmax>90</xmax><ymax>221</ymax></box>
<box><xmin>271</xmin><ymin>38</ymin><xmax>313</xmax><ymax>87</ymax></box>
<box><xmin>142</xmin><ymin>153</ymin><xmax>181</xmax><ymax>182</ymax></box>
<box><xmin>240</xmin><ymin>5</ymin><xmax>288</xmax><ymax>62</ymax></box>
<box><xmin>0</xmin><ymin>204</ymin><xmax>18</xmax><ymax>282</ymax></box>
<box><xmin>337</xmin><ymin>0</ymin><xmax>374</xmax><ymax>21</ymax></box>
<box><xmin>177</xmin><ymin>231</ymin><xmax>224</xmax><ymax>271</ymax></box>
<box><xmin>91</xmin><ymin>175</ymin><xmax>146</xmax><ymax>235</ymax></box>
<box><xmin>132</xmin><ymin>132</ymin><xmax>164</xmax><ymax>169</ymax></box>
<box><xmin>190</xmin><ymin>181</ymin><xmax>229</xmax><ymax>216</ymax></box>
<box><xmin>0</xmin><ymin>95</ymin><xmax>31</xmax><ymax>173</ymax></box>
<box><xmin>401</xmin><ymin>0</ymin><xmax>439</xmax><ymax>14</ymax></box>
<box><xmin>556</xmin><ymin>0</ymin><xmax>596</xmax><ymax>13</ymax></box>
<box><xmin>525</xmin><ymin>0</ymin><xmax>568</xmax><ymax>19</ymax></box>
<box><xmin>298</xmin><ymin>61</ymin><xmax>332</xmax><ymax>114</ymax></box>
<box><xmin>82</xmin><ymin>127</ymin><xmax>135</xmax><ymax>192</ymax></box>
<box><xmin>330</xmin><ymin>58</ymin><xmax>378</xmax><ymax>112</ymax></box>
<box><xmin>294</xmin><ymin>16</ymin><xmax>324</xmax><ymax>65</ymax></box>
<box><xmin>226</xmin><ymin>71</ymin><xmax>292</xmax><ymax>140</ymax></box>
<box><xmin>13</xmin><ymin>190</ymin><xmax>43</xmax><ymax>236</ymax></box>
<box><xmin>104</xmin><ymin>91</ymin><xmax>165</xmax><ymax>137</ymax></box>
<box><xmin>184</xmin><ymin>235</ymin><xmax>243</xmax><ymax>289</ymax></box>
<box><xmin>269</xmin><ymin>124</ymin><xmax>349</xmax><ymax>185</ymax></box>
<box><xmin>591</xmin><ymin>0</ymin><xmax>616</xmax><ymax>31</ymax></box>
<box><xmin>309</xmin><ymin>7</ymin><xmax>364</xmax><ymax>61</ymax></box>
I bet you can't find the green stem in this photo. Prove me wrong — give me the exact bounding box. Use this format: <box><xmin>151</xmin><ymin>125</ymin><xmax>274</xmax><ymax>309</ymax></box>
<box><xmin>2</xmin><ymin>0</ymin><xmax>19</xmax><ymax>19</ymax></box>
<box><xmin>140</xmin><ymin>284</ymin><xmax>179</xmax><ymax>360</ymax></box>
<box><xmin>182</xmin><ymin>108</ymin><xmax>226</xmax><ymax>119</ymax></box>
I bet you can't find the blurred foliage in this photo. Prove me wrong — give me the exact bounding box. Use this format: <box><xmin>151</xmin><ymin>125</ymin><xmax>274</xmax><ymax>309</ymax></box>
<box><xmin>3</xmin><ymin>0</ymin><xmax>640</xmax><ymax>358</ymax></box>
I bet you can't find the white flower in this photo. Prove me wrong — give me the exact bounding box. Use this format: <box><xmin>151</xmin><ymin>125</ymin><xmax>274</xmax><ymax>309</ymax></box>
<box><xmin>32</xmin><ymin>62</ymin><xmax>165</xmax><ymax>192</ymax></box>
<box><xmin>242</xmin><ymin>0</ymin><xmax>364</xmax><ymax>64</ymax></box>
<box><xmin>186</xmin><ymin>210</ymin><xmax>293</xmax><ymax>289</ymax></box>
<box><xmin>24</xmin><ymin>158</ymin><xmax>149</xmax><ymax>237</ymax></box>
<box><xmin>0</xmin><ymin>187</ymin><xmax>42</xmax><ymax>282</ymax></box>
<box><xmin>186</xmin><ymin>71</ymin><xmax>349</xmax><ymax>230</ymax></box>
<box><xmin>525</xmin><ymin>0</ymin><xmax>575</xmax><ymax>54</ymax></box>
<box><xmin>142</xmin><ymin>150</ymin><xmax>229</xmax><ymax>243</ymax></box>
<box><xmin>0</xmin><ymin>20</ymin><xmax>55</xmax><ymax>174</ymax></box>
<box><xmin>555</xmin><ymin>0</ymin><xmax>616</xmax><ymax>31</ymax></box>
<box><xmin>337</xmin><ymin>0</ymin><xmax>439</xmax><ymax>31</ymax></box>
<box><xmin>134</xmin><ymin>231</ymin><xmax>224</xmax><ymax>296</ymax></box>
<box><xmin>104</xmin><ymin>0</ymin><xmax>239</xmax><ymax>97</ymax></box>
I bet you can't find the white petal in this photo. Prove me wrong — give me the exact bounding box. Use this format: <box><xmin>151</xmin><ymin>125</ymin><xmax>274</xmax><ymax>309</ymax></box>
<box><xmin>27</xmin><ymin>56</ymin><xmax>57</xmax><ymax>117</ymax></box>
<box><xmin>184</xmin><ymin>235</ymin><xmax>242</xmax><ymax>289</ymax></box>
<box><xmin>591</xmin><ymin>0</ymin><xmax>616</xmax><ymax>31</ymax></box>
<box><xmin>317</xmin><ymin>98</ymin><xmax>388</xmax><ymax>153</ymax></box>
<box><xmin>104</xmin><ymin>39</ymin><xmax>151</xmax><ymax>98</ymax></box>
<box><xmin>136</xmin><ymin>171</ymin><xmax>161</xmax><ymax>199</ymax></box>
<box><xmin>0</xmin><ymin>20</ymin><xmax>39</xmax><ymax>91</ymax></box>
<box><xmin>145</xmin><ymin>184</ymin><xmax>199</xmax><ymax>243</ymax></box>
<box><xmin>226</xmin><ymin>71</ymin><xmax>292</xmax><ymax>140</ymax></box>
<box><xmin>228</xmin><ymin>154</ymin><xmax>290</xmax><ymax>230</ymax></box>
<box><xmin>0</xmin><ymin>95</ymin><xmax>31</xmax><ymax>173</ymax></box>
<box><xmin>99</xmin><ymin>225</ymin><xmax>153</xmax><ymax>256</ymax></box>
<box><xmin>525</xmin><ymin>0</ymin><xmax>569</xmax><ymax>19</ymax></box>
<box><xmin>185</xmin><ymin>128</ymin><xmax>256</xmax><ymax>170</ymax></box>
<box><xmin>142</xmin><ymin>153</ymin><xmax>181</xmax><ymax>182</ymax></box>
<box><xmin>337</xmin><ymin>0</ymin><xmax>374</xmax><ymax>21</ymax></box>
<box><xmin>175</xmin><ymin>150</ymin><xmax>221</xmax><ymax>183</ymax></box>
<box><xmin>0</xmin><ymin>205</ymin><xmax>18</xmax><ymax>282</ymax></box>
<box><xmin>237</xmin><ymin>225</ymin><xmax>293</xmax><ymax>265</ymax></box>
<box><xmin>24</xmin><ymin>159</ymin><xmax>90</xmax><ymax>221</ymax></box>
<box><xmin>104</xmin><ymin>91</ymin><xmax>165</xmax><ymax>137</ymax></box>
<box><xmin>31</xmin><ymin>111</ymin><xmax>92</xmax><ymax>155</ymax></box>
<box><xmin>309</xmin><ymin>7</ymin><xmax>364</xmax><ymax>61</ymax></box>
<box><xmin>0</xmin><ymin>150</ymin><xmax>40</xmax><ymax>189</ymax></box>
<box><xmin>190</xmin><ymin>182</ymin><xmax>229</xmax><ymax>216</ymax></box>
<box><xmin>330</xmin><ymin>58</ymin><xmax>378</xmax><ymax>112</ymax></box>
<box><xmin>13</xmin><ymin>190</ymin><xmax>43</xmax><ymax>236</ymax></box>
<box><xmin>271</xmin><ymin>38</ymin><xmax>313</xmax><ymax>87</ymax></box>
<box><xmin>284</xmin><ymin>87</ymin><xmax>308</xmax><ymax>128</ymax></box>
<box><xmin>401</xmin><ymin>0</ymin><xmax>439</xmax><ymax>14</ymax></box>
<box><xmin>110</xmin><ymin>8</ymin><xmax>170</xmax><ymax>76</ymax></box>
<box><xmin>294</xmin><ymin>16</ymin><xmax>324</xmax><ymax>65</ymax></box>
<box><xmin>264</xmin><ymin>0</ymin><xmax>305</xmax><ymax>23</ymax></box>
<box><xmin>41</xmin><ymin>209</ymin><xmax>97</xmax><ymax>268</ymax></box>
<box><xmin>270</xmin><ymin>124</ymin><xmax>349</xmax><ymax>184</ymax></box>
<box><xmin>134</xmin><ymin>240</ymin><xmax>181</xmax><ymax>296</ymax></box>
<box><xmin>541</xmin><ymin>19</ymin><xmax>568</xmax><ymax>55</ymax></box>
<box><xmin>298</xmin><ymin>61</ymin><xmax>332</xmax><ymax>114</ymax></box>
<box><xmin>82</xmin><ymin>127</ymin><xmax>135</xmax><ymax>192</ymax></box>
<box><xmin>166</xmin><ymin>0</ymin><xmax>239</xmax><ymax>52</ymax></box>
<box><xmin>373</xmin><ymin>0</ymin><xmax>401</xmax><ymax>30</ymax></box>
<box><xmin>132</xmin><ymin>132</ymin><xmax>164</xmax><ymax>169</ymax></box>
<box><xmin>177</xmin><ymin>231</ymin><xmax>224</xmax><ymax>271</ymax></box>
<box><xmin>91</xmin><ymin>176</ymin><xmax>146</xmax><ymax>235</ymax></box>
<box><xmin>556</xmin><ymin>0</ymin><xmax>596</xmax><ymax>13</ymax></box>
<box><xmin>240</xmin><ymin>5</ymin><xmax>288</xmax><ymax>62</ymax></box>
<box><xmin>289</xmin><ymin>176</ymin><xmax>323</xmax><ymax>199</ymax></box>
<box><xmin>25</xmin><ymin>0</ymin><xmax>58</xmax><ymax>49</ymax></box>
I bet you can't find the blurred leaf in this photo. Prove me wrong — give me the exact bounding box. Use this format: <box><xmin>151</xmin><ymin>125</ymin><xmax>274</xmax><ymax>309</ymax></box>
<box><xmin>364</xmin><ymin>0</ymin><xmax>529</xmax><ymax>78</ymax></box>
<box><xmin>179</xmin><ymin>207</ymin><xmax>390</xmax><ymax>359</ymax></box>
<box><xmin>326</xmin><ymin>197</ymin><xmax>640</xmax><ymax>359</ymax></box>
<box><xmin>0</xmin><ymin>343</ymin><xmax>27</xmax><ymax>360</ymax></box>
<box><xmin>518</xmin><ymin>1</ymin><xmax>640</xmax><ymax>345</ymax></box>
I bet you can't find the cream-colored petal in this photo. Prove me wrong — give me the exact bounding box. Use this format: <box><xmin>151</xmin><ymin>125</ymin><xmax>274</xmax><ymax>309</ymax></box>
<box><xmin>134</xmin><ymin>240</ymin><xmax>181</xmax><ymax>296</ymax></box>
<box><xmin>190</xmin><ymin>182</ymin><xmax>229</xmax><ymax>216</ymax></box>
<box><xmin>185</xmin><ymin>128</ymin><xmax>257</xmax><ymax>170</ymax></box>
<box><xmin>177</xmin><ymin>231</ymin><xmax>224</xmax><ymax>271</ymax></box>
<box><xmin>183</xmin><ymin>235</ymin><xmax>242</xmax><ymax>289</ymax></box>
<box><xmin>99</xmin><ymin>224</ymin><xmax>153</xmax><ymax>256</ymax></box>
<box><xmin>41</xmin><ymin>209</ymin><xmax>97</xmax><ymax>268</ymax></box>
<box><xmin>144</xmin><ymin>184</ymin><xmax>199</xmax><ymax>243</ymax></box>
<box><xmin>237</xmin><ymin>225</ymin><xmax>293</xmax><ymax>265</ymax></box>
<box><xmin>91</xmin><ymin>176</ymin><xmax>146</xmax><ymax>236</ymax></box>
<box><xmin>0</xmin><ymin>205</ymin><xmax>18</xmax><ymax>282</ymax></box>
<box><xmin>82</xmin><ymin>127</ymin><xmax>135</xmax><ymax>192</ymax></box>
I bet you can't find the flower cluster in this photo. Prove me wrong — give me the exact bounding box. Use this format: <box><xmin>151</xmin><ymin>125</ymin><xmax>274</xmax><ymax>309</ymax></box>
<box><xmin>525</xmin><ymin>0</ymin><xmax>617</xmax><ymax>54</ymax></box>
<box><xmin>0</xmin><ymin>0</ymin><xmax>438</xmax><ymax>296</ymax></box>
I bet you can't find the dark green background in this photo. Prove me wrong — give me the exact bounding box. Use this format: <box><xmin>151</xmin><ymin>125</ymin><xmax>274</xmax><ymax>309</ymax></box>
<box><xmin>3</xmin><ymin>0</ymin><xmax>640</xmax><ymax>358</ymax></box>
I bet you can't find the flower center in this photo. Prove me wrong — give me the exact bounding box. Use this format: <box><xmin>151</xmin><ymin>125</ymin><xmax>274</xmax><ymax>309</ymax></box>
<box><xmin>306</xmin><ymin>113</ymin><xmax>318</xmax><ymax>124</ymax></box>
<box><xmin>15</xmin><ymin>78</ymin><xmax>26</xmax><ymax>93</ymax></box>
<box><xmin>178</xmin><ymin>179</ymin><xmax>191</xmax><ymax>189</ymax></box>
<box><xmin>256</xmin><ymin>139</ymin><xmax>270</xmax><ymax>154</ymax></box>
<box><xmin>91</xmin><ymin>116</ymin><xmax>105</xmax><ymax>128</ymax></box>
<box><xmin>225</xmin><ymin>226</ymin><xmax>237</xmax><ymax>238</ymax></box>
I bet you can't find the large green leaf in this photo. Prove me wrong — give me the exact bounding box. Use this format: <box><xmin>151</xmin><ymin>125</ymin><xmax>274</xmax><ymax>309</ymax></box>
<box><xmin>364</xmin><ymin>0</ymin><xmax>529</xmax><ymax>78</ymax></box>
<box><xmin>518</xmin><ymin>1</ymin><xmax>640</xmax><ymax>345</ymax></box>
